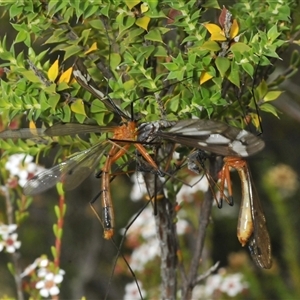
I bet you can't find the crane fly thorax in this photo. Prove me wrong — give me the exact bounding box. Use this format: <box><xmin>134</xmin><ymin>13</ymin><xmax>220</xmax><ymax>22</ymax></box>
<box><xmin>112</xmin><ymin>121</ymin><xmax>138</xmax><ymax>141</ymax></box>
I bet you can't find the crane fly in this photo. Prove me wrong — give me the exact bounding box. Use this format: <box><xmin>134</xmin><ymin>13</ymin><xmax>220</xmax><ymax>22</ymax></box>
<box><xmin>0</xmin><ymin>59</ymin><xmax>266</xmax><ymax>239</ymax></box>
<box><xmin>0</xmin><ymin>119</ymin><xmax>265</xmax><ymax>239</ymax></box>
<box><xmin>219</xmin><ymin>156</ymin><xmax>272</xmax><ymax>269</ymax></box>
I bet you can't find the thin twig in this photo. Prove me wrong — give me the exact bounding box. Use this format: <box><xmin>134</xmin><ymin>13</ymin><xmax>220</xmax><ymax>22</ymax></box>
<box><xmin>143</xmin><ymin>172</ymin><xmax>178</xmax><ymax>300</ymax></box>
<box><xmin>181</xmin><ymin>156</ymin><xmax>222</xmax><ymax>300</ymax></box>
<box><xmin>4</xmin><ymin>188</ymin><xmax>24</xmax><ymax>300</ymax></box>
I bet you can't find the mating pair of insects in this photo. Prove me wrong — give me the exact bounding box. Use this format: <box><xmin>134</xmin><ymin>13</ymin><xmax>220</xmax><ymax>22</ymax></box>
<box><xmin>0</xmin><ymin>59</ymin><xmax>271</xmax><ymax>269</ymax></box>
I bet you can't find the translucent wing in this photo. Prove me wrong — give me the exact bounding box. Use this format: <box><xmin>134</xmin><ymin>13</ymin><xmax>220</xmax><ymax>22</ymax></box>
<box><xmin>44</xmin><ymin>123</ymin><xmax>115</xmax><ymax>136</ymax></box>
<box><xmin>0</xmin><ymin>128</ymin><xmax>45</xmax><ymax>139</ymax></box>
<box><xmin>73</xmin><ymin>59</ymin><xmax>131</xmax><ymax>120</ymax></box>
<box><xmin>23</xmin><ymin>141</ymin><xmax>110</xmax><ymax>195</ymax></box>
<box><xmin>156</xmin><ymin>119</ymin><xmax>264</xmax><ymax>157</ymax></box>
<box><xmin>0</xmin><ymin>123</ymin><xmax>116</xmax><ymax>139</ymax></box>
<box><xmin>223</xmin><ymin>157</ymin><xmax>271</xmax><ymax>269</ymax></box>
<box><xmin>247</xmin><ymin>167</ymin><xmax>272</xmax><ymax>269</ymax></box>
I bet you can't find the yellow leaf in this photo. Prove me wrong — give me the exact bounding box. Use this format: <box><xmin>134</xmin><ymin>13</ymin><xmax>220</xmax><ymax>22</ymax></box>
<box><xmin>29</xmin><ymin>121</ymin><xmax>36</xmax><ymax>129</ymax></box>
<box><xmin>136</xmin><ymin>15</ymin><xmax>150</xmax><ymax>31</ymax></box>
<box><xmin>249</xmin><ymin>113</ymin><xmax>261</xmax><ymax>129</ymax></box>
<box><xmin>48</xmin><ymin>59</ymin><xmax>59</xmax><ymax>82</ymax></box>
<box><xmin>84</xmin><ymin>42</ymin><xmax>98</xmax><ymax>55</ymax></box>
<box><xmin>200</xmin><ymin>72</ymin><xmax>213</xmax><ymax>85</ymax></box>
<box><xmin>70</xmin><ymin>99</ymin><xmax>86</xmax><ymax>116</ymax></box>
<box><xmin>58</xmin><ymin>67</ymin><xmax>72</xmax><ymax>84</ymax></box>
<box><xmin>125</xmin><ymin>0</ymin><xmax>140</xmax><ymax>10</ymax></box>
<box><xmin>204</xmin><ymin>23</ymin><xmax>226</xmax><ymax>41</ymax></box>
<box><xmin>230</xmin><ymin>19</ymin><xmax>239</xmax><ymax>40</ymax></box>
<box><xmin>141</xmin><ymin>3</ymin><xmax>149</xmax><ymax>13</ymax></box>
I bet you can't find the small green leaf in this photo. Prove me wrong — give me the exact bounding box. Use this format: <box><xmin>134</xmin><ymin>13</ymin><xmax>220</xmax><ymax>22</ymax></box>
<box><xmin>22</xmin><ymin>70</ymin><xmax>42</xmax><ymax>83</ymax></box>
<box><xmin>70</xmin><ymin>99</ymin><xmax>86</xmax><ymax>116</ymax></box>
<box><xmin>91</xmin><ymin>99</ymin><xmax>106</xmax><ymax>113</ymax></box>
<box><xmin>264</xmin><ymin>90</ymin><xmax>282</xmax><ymax>102</ymax></box>
<box><xmin>154</xmin><ymin>46</ymin><xmax>168</xmax><ymax>57</ymax></box>
<box><xmin>53</xmin><ymin>223</ymin><xmax>58</xmax><ymax>235</ymax></box>
<box><xmin>47</xmin><ymin>94</ymin><xmax>60</xmax><ymax>109</ymax></box>
<box><xmin>51</xmin><ymin>246</ymin><xmax>57</xmax><ymax>258</ymax></box>
<box><xmin>64</xmin><ymin>45</ymin><xmax>82</xmax><ymax>60</ymax></box>
<box><xmin>227</xmin><ymin>66</ymin><xmax>240</xmax><ymax>87</ymax></box>
<box><xmin>241</xmin><ymin>63</ymin><xmax>254</xmax><ymax>77</ymax></box>
<box><xmin>89</xmin><ymin>19</ymin><xmax>103</xmax><ymax>30</ymax></box>
<box><xmin>260</xmin><ymin>103</ymin><xmax>279</xmax><ymax>117</ymax></box>
<box><xmin>75</xmin><ymin>113</ymin><xmax>86</xmax><ymax>123</ymax></box>
<box><xmin>110</xmin><ymin>53</ymin><xmax>122</xmax><ymax>72</ymax></box>
<box><xmin>215</xmin><ymin>57</ymin><xmax>230</xmax><ymax>78</ymax></box>
<box><xmin>7</xmin><ymin>262</ymin><xmax>15</xmax><ymax>275</ymax></box>
<box><xmin>145</xmin><ymin>29</ymin><xmax>163</xmax><ymax>43</ymax></box>
<box><xmin>198</xmin><ymin>40</ymin><xmax>221</xmax><ymax>52</ymax></box>
<box><xmin>257</xmin><ymin>80</ymin><xmax>268</xmax><ymax>99</ymax></box>
<box><xmin>230</xmin><ymin>42</ymin><xmax>251</xmax><ymax>54</ymax></box>
<box><xmin>61</xmin><ymin>105</ymin><xmax>71</xmax><ymax>122</ymax></box>
<box><xmin>163</xmin><ymin>62</ymin><xmax>179</xmax><ymax>71</ymax></box>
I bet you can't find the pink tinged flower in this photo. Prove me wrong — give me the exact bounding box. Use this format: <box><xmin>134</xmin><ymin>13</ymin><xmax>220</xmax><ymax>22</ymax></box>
<box><xmin>124</xmin><ymin>281</ymin><xmax>146</xmax><ymax>300</ymax></box>
<box><xmin>220</xmin><ymin>273</ymin><xmax>246</xmax><ymax>297</ymax></box>
<box><xmin>0</xmin><ymin>233</ymin><xmax>21</xmax><ymax>253</ymax></box>
<box><xmin>35</xmin><ymin>271</ymin><xmax>64</xmax><ymax>298</ymax></box>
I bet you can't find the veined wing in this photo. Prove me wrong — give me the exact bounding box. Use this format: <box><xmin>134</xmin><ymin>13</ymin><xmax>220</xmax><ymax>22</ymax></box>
<box><xmin>0</xmin><ymin>128</ymin><xmax>45</xmax><ymax>139</ymax></box>
<box><xmin>73</xmin><ymin>59</ymin><xmax>131</xmax><ymax>120</ymax></box>
<box><xmin>156</xmin><ymin>119</ymin><xmax>264</xmax><ymax>157</ymax></box>
<box><xmin>44</xmin><ymin>123</ymin><xmax>116</xmax><ymax>136</ymax></box>
<box><xmin>23</xmin><ymin>141</ymin><xmax>110</xmax><ymax>195</ymax></box>
<box><xmin>231</xmin><ymin>158</ymin><xmax>272</xmax><ymax>269</ymax></box>
<box><xmin>246</xmin><ymin>166</ymin><xmax>272</xmax><ymax>269</ymax></box>
<box><xmin>0</xmin><ymin>123</ymin><xmax>116</xmax><ymax>139</ymax></box>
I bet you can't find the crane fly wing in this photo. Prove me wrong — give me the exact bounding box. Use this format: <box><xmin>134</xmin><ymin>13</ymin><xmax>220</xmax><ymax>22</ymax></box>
<box><xmin>247</xmin><ymin>167</ymin><xmax>272</xmax><ymax>269</ymax></box>
<box><xmin>44</xmin><ymin>123</ymin><xmax>115</xmax><ymax>136</ymax></box>
<box><xmin>223</xmin><ymin>157</ymin><xmax>271</xmax><ymax>269</ymax></box>
<box><xmin>23</xmin><ymin>142</ymin><xmax>110</xmax><ymax>195</ymax></box>
<box><xmin>73</xmin><ymin>59</ymin><xmax>130</xmax><ymax>120</ymax></box>
<box><xmin>0</xmin><ymin>128</ymin><xmax>45</xmax><ymax>139</ymax></box>
<box><xmin>0</xmin><ymin>123</ymin><xmax>116</xmax><ymax>139</ymax></box>
<box><xmin>157</xmin><ymin>119</ymin><xmax>264</xmax><ymax>157</ymax></box>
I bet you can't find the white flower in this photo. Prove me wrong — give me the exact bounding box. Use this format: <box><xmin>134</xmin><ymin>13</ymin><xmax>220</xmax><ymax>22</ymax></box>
<box><xmin>220</xmin><ymin>273</ymin><xmax>247</xmax><ymax>297</ymax></box>
<box><xmin>125</xmin><ymin>206</ymin><xmax>156</xmax><ymax>239</ymax></box>
<box><xmin>35</xmin><ymin>270</ymin><xmax>65</xmax><ymax>298</ymax></box>
<box><xmin>5</xmin><ymin>154</ymin><xmax>44</xmax><ymax>187</ymax></box>
<box><xmin>130</xmin><ymin>173</ymin><xmax>147</xmax><ymax>201</ymax></box>
<box><xmin>0</xmin><ymin>223</ymin><xmax>17</xmax><ymax>237</ymax></box>
<box><xmin>176</xmin><ymin>175</ymin><xmax>209</xmax><ymax>203</ymax></box>
<box><xmin>204</xmin><ymin>273</ymin><xmax>223</xmax><ymax>296</ymax></box>
<box><xmin>124</xmin><ymin>281</ymin><xmax>146</xmax><ymax>300</ymax></box>
<box><xmin>176</xmin><ymin>219</ymin><xmax>189</xmax><ymax>235</ymax></box>
<box><xmin>191</xmin><ymin>284</ymin><xmax>206</xmax><ymax>299</ymax></box>
<box><xmin>130</xmin><ymin>238</ymin><xmax>160</xmax><ymax>272</ymax></box>
<box><xmin>0</xmin><ymin>233</ymin><xmax>21</xmax><ymax>253</ymax></box>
